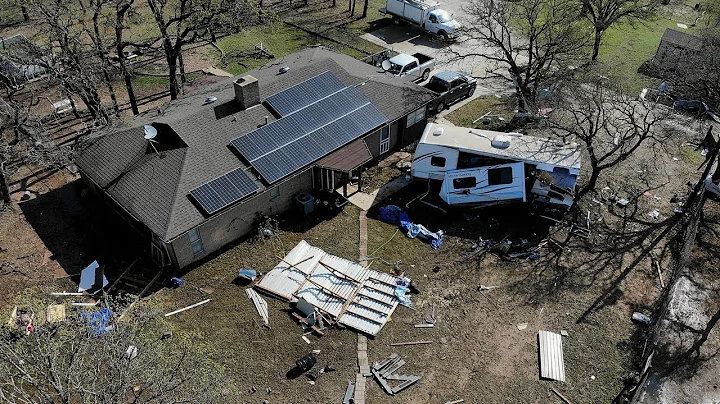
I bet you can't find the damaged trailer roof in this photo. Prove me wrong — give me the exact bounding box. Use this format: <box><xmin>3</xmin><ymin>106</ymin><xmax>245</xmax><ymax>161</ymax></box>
<box><xmin>420</xmin><ymin>123</ymin><xmax>582</xmax><ymax>172</ymax></box>
<box><xmin>255</xmin><ymin>240</ymin><xmax>400</xmax><ymax>336</ymax></box>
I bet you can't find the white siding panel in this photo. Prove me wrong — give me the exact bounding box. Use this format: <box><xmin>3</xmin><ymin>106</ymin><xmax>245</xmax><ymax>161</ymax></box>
<box><xmin>256</xmin><ymin>240</ymin><xmax>401</xmax><ymax>336</ymax></box>
<box><xmin>539</xmin><ymin>330</ymin><xmax>566</xmax><ymax>382</ymax></box>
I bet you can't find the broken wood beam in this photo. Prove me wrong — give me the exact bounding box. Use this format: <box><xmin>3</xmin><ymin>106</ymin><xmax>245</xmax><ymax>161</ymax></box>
<box><xmin>51</xmin><ymin>292</ymin><xmax>85</xmax><ymax>296</ymax></box>
<box><xmin>277</xmin><ymin>256</ymin><xmax>314</xmax><ymax>274</ymax></box>
<box><xmin>389</xmin><ymin>340</ymin><xmax>433</xmax><ymax>346</ymax></box>
<box><xmin>551</xmin><ymin>387</ymin><xmax>574</xmax><ymax>404</ymax></box>
<box><xmin>106</xmin><ymin>257</ymin><xmax>140</xmax><ymax>293</ymax></box>
<box><xmin>164</xmin><ymin>299</ymin><xmax>211</xmax><ymax>317</ymax></box>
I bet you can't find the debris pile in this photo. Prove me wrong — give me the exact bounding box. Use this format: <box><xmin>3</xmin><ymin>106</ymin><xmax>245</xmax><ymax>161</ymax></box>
<box><xmin>371</xmin><ymin>353</ymin><xmax>422</xmax><ymax>396</ymax></box>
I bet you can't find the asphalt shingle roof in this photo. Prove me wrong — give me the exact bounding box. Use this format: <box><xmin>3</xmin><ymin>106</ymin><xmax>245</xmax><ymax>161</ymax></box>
<box><xmin>75</xmin><ymin>47</ymin><xmax>436</xmax><ymax>241</ymax></box>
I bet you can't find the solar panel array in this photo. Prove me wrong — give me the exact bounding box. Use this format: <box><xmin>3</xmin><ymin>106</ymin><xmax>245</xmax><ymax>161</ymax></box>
<box><xmin>231</xmin><ymin>84</ymin><xmax>387</xmax><ymax>184</ymax></box>
<box><xmin>190</xmin><ymin>167</ymin><xmax>259</xmax><ymax>215</ymax></box>
<box><xmin>265</xmin><ymin>71</ymin><xmax>345</xmax><ymax>116</ymax></box>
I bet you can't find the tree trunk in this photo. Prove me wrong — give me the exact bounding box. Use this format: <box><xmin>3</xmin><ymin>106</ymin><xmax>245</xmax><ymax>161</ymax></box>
<box><xmin>332</xmin><ymin>0</ymin><xmax>336</xmax><ymax>7</ymax></box>
<box><xmin>178</xmin><ymin>48</ymin><xmax>186</xmax><ymax>95</ymax></box>
<box><xmin>591</xmin><ymin>28</ymin><xmax>603</xmax><ymax>61</ymax></box>
<box><xmin>362</xmin><ymin>0</ymin><xmax>368</xmax><ymax>17</ymax></box>
<box><xmin>577</xmin><ymin>166</ymin><xmax>600</xmax><ymax>201</ymax></box>
<box><xmin>0</xmin><ymin>162</ymin><xmax>11</xmax><ymax>205</ymax></box>
<box><xmin>168</xmin><ymin>55</ymin><xmax>179</xmax><ymax>100</ymax></box>
<box><xmin>123</xmin><ymin>71</ymin><xmax>139</xmax><ymax>115</ymax></box>
<box><xmin>351</xmin><ymin>0</ymin><xmax>356</xmax><ymax>15</ymax></box>
<box><xmin>348</xmin><ymin>0</ymin><xmax>352</xmax><ymax>12</ymax></box>
<box><xmin>20</xmin><ymin>5</ymin><xmax>29</xmax><ymax>22</ymax></box>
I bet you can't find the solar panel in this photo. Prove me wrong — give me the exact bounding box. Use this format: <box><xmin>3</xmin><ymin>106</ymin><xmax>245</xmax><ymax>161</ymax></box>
<box><xmin>190</xmin><ymin>167</ymin><xmax>259</xmax><ymax>215</ymax></box>
<box><xmin>251</xmin><ymin>103</ymin><xmax>387</xmax><ymax>183</ymax></box>
<box><xmin>231</xmin><ymin>83</ymin><xmax>387</xmax><ymax>184</ymax></box>
<box><xmin>266</xmin><ymin>71</ymin><xmax>346</xmax><ymax>116</ymax></box>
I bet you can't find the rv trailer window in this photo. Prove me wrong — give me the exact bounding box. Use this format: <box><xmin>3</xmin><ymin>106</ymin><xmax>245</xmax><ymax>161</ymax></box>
<box><xmin>453</xmin><ymin>176</ymin><xmax>476</xmax><ymax>189</ymax></box>
<box><xmin>430</xmin><ymin>156</ymin><xmax>446</xmax><ymax>167</ymax></box>
<box><xmin>488</xmin><ymin>167</ymin><xmax>513</xmax><ymax>185</ymax></box>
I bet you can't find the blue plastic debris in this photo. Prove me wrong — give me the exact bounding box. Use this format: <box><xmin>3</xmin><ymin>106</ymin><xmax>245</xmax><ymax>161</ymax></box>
<box><xmin>170</xmin><ymin>277</ymin><xmax>185</xmax><ymax>288</ymax></box>
<box><xmin>380</xmin><ymin>205</ymin><xmax>443</xmax><ymax>249</ymax></box>
<box><xmin>379</xmin><ymin>205</ymin><xmax>409</xmax><ymax>225</ymax></box>
<box><xmin>81</xmin><ymin>308</ymin><xmax>113</xmax><ymax>336</ymax></box>
<box><xmin>237</xmin><ymin>269</ymin><xmax>257</xmax><ymax>282</ymax></box>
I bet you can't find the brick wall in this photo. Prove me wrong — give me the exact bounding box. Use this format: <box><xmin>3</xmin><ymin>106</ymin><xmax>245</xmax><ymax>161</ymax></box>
<box><xmin>170</xmin><ymin>169</ymin><xmax>314</xmax><ymax>268</ymax></box>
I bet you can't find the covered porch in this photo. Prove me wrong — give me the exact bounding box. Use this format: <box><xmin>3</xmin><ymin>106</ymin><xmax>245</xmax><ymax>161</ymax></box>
<box><xmin>313</xmin><ymin>139</ymin><xmax>373</xmax><ymax>197</ymax></box>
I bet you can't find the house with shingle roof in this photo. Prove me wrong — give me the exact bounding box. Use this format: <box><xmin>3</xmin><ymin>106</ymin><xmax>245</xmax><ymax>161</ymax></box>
<box><xmin>75</xmin><ymin>47</ymin><xmax>436</xmax><ymax>268</ymax></box>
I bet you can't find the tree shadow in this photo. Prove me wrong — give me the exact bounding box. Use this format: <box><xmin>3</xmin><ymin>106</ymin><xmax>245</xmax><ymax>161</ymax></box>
<box><xmin>18</xmin><ymin>179</ymin><xmax>144</xmax><ymax>283</ymax></box>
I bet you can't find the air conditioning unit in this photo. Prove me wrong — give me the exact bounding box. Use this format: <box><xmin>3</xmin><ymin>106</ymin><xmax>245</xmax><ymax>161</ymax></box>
<box><xmin>294</xmin><ymin>193</ymin><xmax>315</xmax><ymax>215</ymax></box>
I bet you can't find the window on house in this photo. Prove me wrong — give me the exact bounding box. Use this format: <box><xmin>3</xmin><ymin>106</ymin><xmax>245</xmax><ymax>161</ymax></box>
<box><xmin>430</xmin><ymin>156</ymin><xmax>446</xmax><ymax>167</ymax></box>
<box><xmin>406</xmin><ymin>107</ymin><xmax>426</xmax><ymax>128</ymax></box>
<box><xmin>453</xmin><ymin>176</ymin><xmax>476</xmax><ymax>189</ymax></box>
<box><xmin>270</xmin><ymin>186</ymin><xmax>280</xmax><ymax>198</ymax></box>
<box><xmin>189</xmin><ymin>228</ymin><xmax>204</xmax><ymax>255</ymax></box>
<box><xmin>488</xmin><ymin>167</ymin><xmax>513</xmax><ymax>186</ymax></box>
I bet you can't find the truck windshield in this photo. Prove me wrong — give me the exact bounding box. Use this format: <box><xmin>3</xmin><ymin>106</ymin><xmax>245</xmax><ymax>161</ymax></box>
<box><xmin>435</xmin><ymin>11</ymin><xmax>452</xmax><ymax>23</ymax></box>
<box><xmin>386</xmin><ymin>62</ymin><xmax>402</xmax><ymax>74</ymax></box>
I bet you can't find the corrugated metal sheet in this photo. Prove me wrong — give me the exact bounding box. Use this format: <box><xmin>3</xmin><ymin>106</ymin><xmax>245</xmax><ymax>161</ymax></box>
<box><xmin>256</xmin><ymin>240</ymin><xmax>400</xmax><ymax>336</ymax></box>
<box><xmin>539</xmin><ymin>330</ymin><xmax>566</xmax><ymax>382</ymax></box>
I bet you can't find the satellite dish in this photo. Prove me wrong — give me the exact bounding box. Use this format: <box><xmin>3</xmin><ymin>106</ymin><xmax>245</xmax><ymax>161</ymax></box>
<box><xmin>381</xmin><ymin>60</ymin><xmax>391</xmax><ymax>71</ymax></box>
<box><xmin>143</xmin><ymin>125</ymin><xmax>157</xmax><ymax>140</ymax></box>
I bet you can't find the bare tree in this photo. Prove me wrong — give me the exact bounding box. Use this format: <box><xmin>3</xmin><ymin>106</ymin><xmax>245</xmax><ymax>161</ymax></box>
<box><xmin>453</xmin><ymin>0</ymin><xmax>589</xmax><ymax>112</ymax></box>
<box><xmin>0</xmin><ymin>302</ymin><xmax>226</xmax><ymax>403</ymax></box>
<box><xmin>580</xmin><ymin>0</ymin><xmax>657</xmax><ymax>61</ymax></box>
<box><xmin>146</xmin><ymin>0</ymin><xmax>262</xmax><ymax>100</ymax></box>
<box><xmin>545</xmin><ymin>76</ymin><xmax>669</xmax><ymax>199</ymax></box>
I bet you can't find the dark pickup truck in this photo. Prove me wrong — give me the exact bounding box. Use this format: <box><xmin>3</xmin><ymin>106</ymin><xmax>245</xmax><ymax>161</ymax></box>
<box><xmin>424</xmin><ymin>71</ymin><xmax>477</xmax><ymax>113</ymax></box>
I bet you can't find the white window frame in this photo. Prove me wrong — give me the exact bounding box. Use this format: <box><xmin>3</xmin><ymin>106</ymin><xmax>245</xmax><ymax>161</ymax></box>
<box><xmin>406</xmin><ymin>107</ymin><xmax>426</xmax><ymax>128</ymax></box>
<box><xmin>189</xmin><ymin>227</ymin><xmax>204</xmax><ymax>256</ymax></box>
<box><xmin>380</xmin><ymin>126</ymin><xmax>390</xmax><ymax>154</ymax></box>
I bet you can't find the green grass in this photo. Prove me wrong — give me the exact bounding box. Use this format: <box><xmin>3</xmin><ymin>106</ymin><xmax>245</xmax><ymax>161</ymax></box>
<box><xmin>444</xmin><ymin>95</ymin><xmax>517</xmax><ymax>130</ymax></box>
<box><xmin>597</xmin><ymin>18</ymin><xmax>699</xmax><ymax>95</ymax></box>
<box><xmin>216</xmin><ymin>23</ymin><xmax>382</xmax><ymax>75</ymax></box>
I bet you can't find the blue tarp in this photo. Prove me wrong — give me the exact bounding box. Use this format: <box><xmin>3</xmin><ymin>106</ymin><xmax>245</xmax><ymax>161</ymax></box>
<box><xmin>81</xmin><ymin>308</ymin><xmax>113</xmax><ymax>336</ymax></box>
<box><xmin>380</xmin><ymin>205</ymin><xmax>444</xmax><ymax>249</ymax></box>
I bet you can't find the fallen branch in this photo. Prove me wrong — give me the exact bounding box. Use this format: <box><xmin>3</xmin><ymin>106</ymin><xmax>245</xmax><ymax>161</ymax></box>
<box><xmin>551</xmin><ymin>387</ymin><xmax>574</xmax><ymax>404</ymax></box>
<box><xmin>390</xmin><ymin>340</ymin><xmax>433</xmax><ymax>346</ymax></box>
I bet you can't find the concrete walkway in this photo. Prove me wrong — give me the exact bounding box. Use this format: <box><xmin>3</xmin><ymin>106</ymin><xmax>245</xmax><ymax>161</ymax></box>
<box><xmin>346</xmin><ymin>176</ymin><xmax>413</xmax><ymax>211</ymax></box>
<box><xmin>354</xmin><ymin>210</ymin><xmax>370</xmax><ymax>404</ymax></box>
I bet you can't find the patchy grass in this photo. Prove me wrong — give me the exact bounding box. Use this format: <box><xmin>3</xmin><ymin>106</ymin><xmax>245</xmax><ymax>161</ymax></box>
<box><xmin>597</xmin><ymin>17</ymin><xmax>699</xmax><ymax>95</ymax></box>
<box><xmin>444</xmin><ymin>95</ymin><xmax>517</xmax><ymax>130</ymax></box>
<box><xmin>216</xmin><ymin>23</ymin><xmax>382</xmax><ymax>76</ymax></box>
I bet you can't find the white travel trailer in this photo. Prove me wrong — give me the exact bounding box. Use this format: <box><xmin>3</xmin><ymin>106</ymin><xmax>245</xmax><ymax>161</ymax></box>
<box><xmin>411</xmin><ymin>123</ymin><xmax>582</xmax><ymax>208</ymax></box>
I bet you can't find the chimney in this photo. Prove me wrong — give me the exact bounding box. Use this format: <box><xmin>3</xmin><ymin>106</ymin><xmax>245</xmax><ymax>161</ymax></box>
<box><xmin>233</xmin><ymin>75</ymin><xmax>260</xmax><ymax>109</ymax></box>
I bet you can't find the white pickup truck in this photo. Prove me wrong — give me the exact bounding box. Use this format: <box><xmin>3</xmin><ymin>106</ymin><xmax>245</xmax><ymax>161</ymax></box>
<box><xmin>379</xmin><ymin>0</ymin><xmax>460</xmax><ymax>41</ymax></box>
<box><xmin>381</xmin><ymin>52</ymin><xmax>436</xmax><ymax>81</ymax></box>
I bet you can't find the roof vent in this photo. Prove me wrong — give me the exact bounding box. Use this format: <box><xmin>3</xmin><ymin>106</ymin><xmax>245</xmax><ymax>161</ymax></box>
<box><xmin>204</xmin><ymin>96</ymin><xmax>217</xmax><ymax>104</ymax></box>
<box><xmin>433</xmin><ymin>128</ymin><xmax>444</xmax><ymax>136</ymax></box>
<box><xmin>279</xmin><ymin>66</ymin><xmax>290</xmax><ymax>74</ymax></box>
<box><xmin>491</xmin><ymin>134</ymin><xmax>511</xmax><ymax>149</ymax></box>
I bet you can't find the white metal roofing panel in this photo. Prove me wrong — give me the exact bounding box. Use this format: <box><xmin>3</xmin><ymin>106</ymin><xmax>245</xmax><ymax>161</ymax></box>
<box><xmin>539</xmin><ymin>330</ymin><xmax>566</xmax><ymax>382</ymax></box>
<box><xmin>256</xmin><ymin>240</ymin><xmax>401</xmax><ymax>336</ymax></box>
<box><xmin>419</xmin><ymin>122</ymin><xmax>582</xmax><ymax>171</ymax></box>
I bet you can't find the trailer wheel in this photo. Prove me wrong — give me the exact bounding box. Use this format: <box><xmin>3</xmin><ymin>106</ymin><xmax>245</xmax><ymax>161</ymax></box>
<box><xmin>438</xmin><ymin>30</ymin><xmax>449</xmax><ymax>42</ymax></box>
<box><xmin>436</xmin><ymin>101</ymin><xmax>445</xmax><ymax>113</ymax></box>
<box><xmin>421</xmin><ymin>69</ymin><xmax>430</xmax><ymax>81</ymax></box>
<box><xmin>393</xmin><ymin>16</ymin><xmax>401</xmax><ymax>25</ymax></box>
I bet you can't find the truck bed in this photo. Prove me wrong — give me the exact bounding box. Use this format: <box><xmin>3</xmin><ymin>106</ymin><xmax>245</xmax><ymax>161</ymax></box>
<box><xmin>413</xmin><ymin>53</ymin><xmax>433</xmax><ymax>65</ymax></box>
